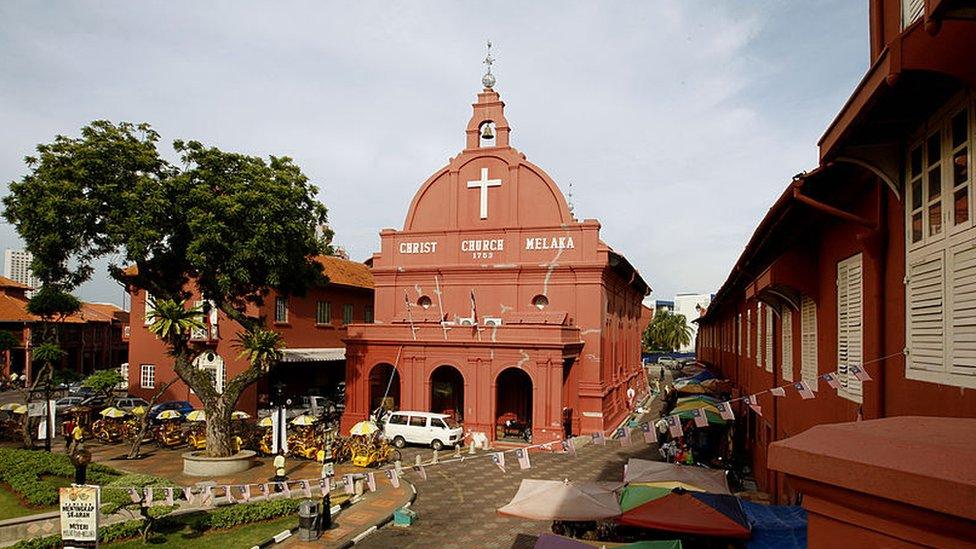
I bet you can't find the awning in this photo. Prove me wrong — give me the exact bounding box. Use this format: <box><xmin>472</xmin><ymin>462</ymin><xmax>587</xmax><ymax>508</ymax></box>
<box><xmin>279</xmin><ymin>348</ymin><xmax>346</xmax><ymax>363</ymax></box>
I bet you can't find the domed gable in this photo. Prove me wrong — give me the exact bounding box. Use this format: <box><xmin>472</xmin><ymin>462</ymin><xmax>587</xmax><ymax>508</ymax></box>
<box><xmin>404</xmin><ymin>89</ymin><xmax>573</xmax><ymax>232</ymax></box>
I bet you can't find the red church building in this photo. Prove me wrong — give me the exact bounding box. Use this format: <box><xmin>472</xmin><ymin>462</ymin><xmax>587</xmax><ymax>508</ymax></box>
<box><xmin>340</xmin><ymin>79</ymin><xmax>650</xmax><ymax>444</ymax></box>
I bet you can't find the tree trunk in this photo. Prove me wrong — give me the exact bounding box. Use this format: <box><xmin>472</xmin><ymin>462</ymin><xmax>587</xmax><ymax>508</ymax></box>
<box><xmin>204</xmin><ymin>398</ymin><xmax>235</xmax><ymax>457</ymax></box>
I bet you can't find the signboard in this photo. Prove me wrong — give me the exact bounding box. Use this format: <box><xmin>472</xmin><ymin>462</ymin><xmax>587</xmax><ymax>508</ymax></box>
<box><xmin>59</xmin><ymin>485</ymin><xmax>100</xmax><ymax>548</ymax></box>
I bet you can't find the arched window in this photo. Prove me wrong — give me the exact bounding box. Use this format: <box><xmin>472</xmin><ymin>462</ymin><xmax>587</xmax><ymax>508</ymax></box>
<box><xmin>532</xmin><ymin>295</ymin><xmax>549</xmax><ymax>310</ymax></box>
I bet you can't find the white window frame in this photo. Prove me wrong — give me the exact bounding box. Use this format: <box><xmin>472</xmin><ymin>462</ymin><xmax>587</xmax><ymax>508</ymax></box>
<box><xmin>140</xmin><ymin>364</ymin><xmax>155</xmax><ymax>389</ymax></box>
<box><xmin>275</xmin><ymin>296</ymin><xmax>289</xmax><ymax>324</ymax></box>
<box><xmin>755</xmin><ymin>303</ymin><xmax>763</xmax><ymax>367</ymax></box>
<box><xmin>837</xmin><ymin>254</ymin><xmax>864</xmax><ymax>403</ymax></box>
<box><xmin>143</xmin><ymin>292</ymin><xmax>155</xmax><ymax>326</ymax></box>
<box><xmin>737</xmin><ymin>313</ymin><xmax>742</xmax><ymax>355</ymax></box>
<box><xmin>194</xmin><ymin>352</ymin><xmax>225</xmax><ymax>393</ymax></box>
<box><xmin>343</xmin><ymin>303</ymin><xmax>354</xmax><ymax>325</ymax></box>
<box><xmin>316</xmin><ymin>301</ymin><xmax>331</xmax><ymax>325</ymax></box>
<box><xmin>764</xmin><ymin>304</ymin><xmax>774</xmax><ymax>373</ymax></box>
<box><xmin>745</xmin><ymin>309</ymin><xmax>751</xmax><ymax>358</ymax></box>
<box><xmin>781</xmin><ymin>309</ymin><xmax>794</xmax><ymax>382</ymax></box>
<box><xmin>902</xmin><ymin>0</ymin><xmax>924</xmax><ymax>29</ymax></box>
<box><xmin>800</xmin><ymin>296</ymin><xmax>818</xmax><ymax>385</ymax></box>
<box><xmin>906</xmin><ymin>94</ymin><xmax>976</xmax><ymax>389</ymax></box>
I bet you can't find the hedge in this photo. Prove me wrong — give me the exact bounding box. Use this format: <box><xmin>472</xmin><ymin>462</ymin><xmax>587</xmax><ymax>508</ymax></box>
<box><xmin>0</xmin><ymin>449</ymin><xmax>122</xmax><ymax>507</ymax></box>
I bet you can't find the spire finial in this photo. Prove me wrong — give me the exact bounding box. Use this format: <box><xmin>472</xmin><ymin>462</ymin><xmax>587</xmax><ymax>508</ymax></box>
<box><xmin>482</xmin><ymin>40</ymin><xmax>496</xmax><ymax>89</ymax></box>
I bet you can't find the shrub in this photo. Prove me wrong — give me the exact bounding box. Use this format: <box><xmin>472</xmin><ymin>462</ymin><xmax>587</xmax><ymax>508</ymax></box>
<box><xmin>10</xmin><ymin>519</ymin><xmax>143</xmax><ymax>549</ymax></box>
<box><xmin>100</xmin><ymin>474</ymin><xmax>182</xmax><ymax>515</ymax></box>
<box><xmin>0</xmin><ymin>449</ymin><xmax>122</xmax><ymax>507</ymax></box>
<box><xmin>203</xmin><ymin>497</ymin><xmax>301</xmax><ymax>530</ymax></box>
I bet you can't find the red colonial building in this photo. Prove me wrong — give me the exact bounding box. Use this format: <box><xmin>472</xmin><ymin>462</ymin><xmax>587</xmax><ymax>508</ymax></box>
<box><xmin>696</xmin><ymin>1</ymin><xmax>976</xmax><ymax>546</ymax></box>
<box><xmin>126</xmin><ymin>256</ymin><xmax>374</xmax><ymax>413</ymax></box>
<box><xmin>340</xmin><ymin>81</ymin><xmax>651</xmax><ymax>444</ymax></box>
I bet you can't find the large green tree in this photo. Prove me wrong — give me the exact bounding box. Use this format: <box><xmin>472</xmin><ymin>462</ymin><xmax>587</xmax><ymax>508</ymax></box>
<box><xmin>643</xmin><ymin>309</ymin><xmax>693</xmax><ymax>353</ymax></box>
<box><xmin>4</xmin><ymin>121</ymin><xmax>333</xmax><ymax>456</ymax></box>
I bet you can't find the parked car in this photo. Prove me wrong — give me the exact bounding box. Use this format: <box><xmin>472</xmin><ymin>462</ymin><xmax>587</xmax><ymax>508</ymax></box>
<box><xmin>114</xmin><ymin>397</ymin><xmax>149</xmax><ymax>412</ymax></box>
<box><xmin>55</xmin><ymin>396</ymin><xmax>85</xmax><ymax>413</ymax></box>
<box><xmin>149</xmin><ymin>400</ymin><xmax>194</xmax><ymax>422</ymax></box>
<box><xmin>68</xmin><ymin>385</ymin><xmax>96</xmax><ymax>398</ymax></box>
<box><xmin>383</xmin><ymin>411</ymin><xmax>463</xmax><ymax>450</ymax></box>
<box><xmin>80</xmin><ymin>395</ymin><xmax>109</xmax><ymax>411</ymax></box>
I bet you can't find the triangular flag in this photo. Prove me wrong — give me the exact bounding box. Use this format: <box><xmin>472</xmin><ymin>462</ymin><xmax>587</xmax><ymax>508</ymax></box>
<box><xmin>491</xmin><ymin>452</ymin><xmax>506</xmax><ymax>472</ymax></box>
<box><xmin>748</xmin><ymin>395</ymin><xmax>762</xmax><ymax>416</ymax></box>
<box><xmin>849</xmin><ymin>365</ymin><xmax>872</xmax><ymax>382</ymax></box>
<box><xmin>616</xmin><ymin>427</ymin><xmax>631</xmax><ymax>446</ymax></box>
<box><xmin>143</xmin><ymin>487</ymin><xmax>153</xmax><ymax>507</ymax></box>
<box><xmin>717</xmin><ymin>401</ymin><xmax>735</xmax><ymax>421</ymax></box>
<box><xmin>222</xmin><ymin>485</ymin><xmax>233</xmax><ymax>504</ymax></box>
<box><xmin>412</xmin><ymin>464</ymin><xmax>427</xmax><ymax>481</ymax></box>
<box><xmin>561</xmin><ymin>439</ymin><xmax>577</xmax><ymax>456</ymax></box>
<box><xmin>591</xmin><ymin>432</ymin><xmax>605</xmax><ymax>446</ymax></box>
<box><xmin>770</xmin><ymin>387</ymin><xmax>786</xmax><ymax>397</ymax></box>
<box><xmin>202</xmin><ymin>486</ymin><xmax>214</xmax><ymax>507</ymax></box>
<box><xmin>184</xmin><ymin>487</ymin><xmax>195</xmax><ymax>505</ymax></box>
<box><xmin>691</xmin><ymin>408</ymin><xmax>708</xmax><ymax>428</ymax></box>
<box><xmin>128</xmin><ymin>488</ymin><xmax>141</xmax><ymax>504</ymax></box>
<box><xmin>366</xmin><ymin>473</ymin><xmax>376</xmax><ymax>493</ymax></box>
<box><xmin>164</xmin><ymin>487</ymin><xmax>174</xmax><ymax>507</ymax></box>
<box><xmin>259</xmin><ymin>483</ymin><xmax>269</xmax><ymax>500</ymax></box>
<box><xmin>795</xmin><ymin>381</ymin><xmax>815</xmax><ymax>399</ymax></box>
<box><xmin>640</xmin><ymin>422</ymin><xmax>655</xmax><ymax>443</ymax></box>
<box><xmin>515</xmin><ymin>448</ymin><xmax>531</xmax><ymax>470</ymax></box>
<box><xmin>385</xmin><ymin>469</ymin><xmax>400</xmax><ymax>489</ymax></box>
<box><xmin>823</xmin><ymin>373</ymin><xmax>841</xmax><ymax>389</ymax></box>
<box><xmin>299</xmin><ymin>480</ymin><xmax>311</xmax><ymax>498</ymax></box>
<box><xmin>242</xmin><ymin>484</ymin><xmax>252</xmax><ymax>502</ymax></box>
<box><xmin>666</xmin><ymin>415</ymin><xmax>683</xmax><ymax>438</ymax></box>
<box><xmin>343</xmin><ymin>475</ymin><xmax>355</xmax><ymax>495</ymax></box>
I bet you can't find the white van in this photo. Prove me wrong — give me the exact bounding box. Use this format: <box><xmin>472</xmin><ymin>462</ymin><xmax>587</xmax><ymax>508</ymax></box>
<box><xmin>383</xmin><ymin>411</ymin><xmax>463</xmax><ymax>450</ymax></box>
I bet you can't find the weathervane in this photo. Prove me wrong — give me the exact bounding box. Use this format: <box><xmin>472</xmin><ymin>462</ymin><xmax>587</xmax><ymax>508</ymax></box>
<box><xmin>482</xmin><ymin>40</ymin><xmax>496</xmax><ymax>89</ymax></box>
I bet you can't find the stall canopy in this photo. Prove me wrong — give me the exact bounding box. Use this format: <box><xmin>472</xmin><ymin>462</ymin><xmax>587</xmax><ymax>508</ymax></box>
<box><xmin>618</xmin><ymin>489</ymin><xmax>751</xmax><ymax>539</ymax></box>
<box><xmin>624</xmin><ymin>459</ymin><xmax>731</xmax><ymax>494</ymax></box>
<box><xmin>741</xmin><ymin>501</ymin><xmax>807</xmax><ymax>549</ymax></box>
<box><xmin>279</xmin><ymin>347</ymin><xmax>345</xmax><ymax>362</ymax></box>
<box><xmin>498</xmin><ymin>479</ymin><xmax>623</xmax><ymax>521</ymax></box>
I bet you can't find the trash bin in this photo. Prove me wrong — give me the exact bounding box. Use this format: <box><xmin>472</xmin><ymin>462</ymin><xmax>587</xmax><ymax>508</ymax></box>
<box><xmin>393</xmin><ymin>507</ymin><xmax>417</xmax><ymax>527</ymax></box>
<box><xmin>297</xmin><ymin>499</ymin><xmax>320</xmax><ymax>541</ymax></box>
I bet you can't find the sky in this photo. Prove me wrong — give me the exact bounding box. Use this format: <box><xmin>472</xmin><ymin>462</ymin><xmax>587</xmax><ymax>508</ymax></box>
<box><xmin>0</xmin><ymin>1</ymin><xmax>869</xmax><ymax>308</ymax></box>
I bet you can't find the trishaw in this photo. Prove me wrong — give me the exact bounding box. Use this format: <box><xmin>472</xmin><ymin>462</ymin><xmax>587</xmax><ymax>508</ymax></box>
<box><xmin>497</xmin><ymin>412</ymin><xmax>532</xmax><ymax>442</ymax></box>
<box><xmin>349</xmin><ymin>434</ymin><xmax>401</xmax><ymax>468</ymax></box>
<box><xmin>153</xmin><ymin>418</ymin><xmax>185</xmax><ymax>448</ymax></box>
<box><xmin>186</xmin><ymin>423</ymin><xmax>207</xmax><ymax>450</ymax></box>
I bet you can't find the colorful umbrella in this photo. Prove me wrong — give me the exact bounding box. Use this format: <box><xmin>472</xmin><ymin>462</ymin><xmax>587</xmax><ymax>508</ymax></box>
<box><xmin>10</xmin><ymin>404</ymin><xmax>27</xmax><ymax>414</ymax></box>
<box><xmin>671</xmin><ymin>400</ymin><xmax>720</xmax><ymax>414</ymax></box>
<box><xmin>676</xmin><ymin>395</ymin><xmax>722</xmax><ymax>407</ymax></box>
<box><xmin>673</xmin><ymin>381</ymin><xmax>710</xmax><ymax>395</ymax></box>
<box><xmin>349</xmin><ymin>420</ymin><xmax>378</xmax><ymax>436</ymax></box>
<box><xmin>231</xmin><ymin>411</ymin><xmax>251</xmax><ymax>420</ymax></box>
<box><xmin>99</xmin><ymin>406</ymin><xmax>129</xmax><ymax>418</ymax></box>
<box><xmin>258</xmin><ymin>416</ymin><xmax>273</xmax><ymax>427</ymax></box>
<box><xmin>131</xmin><ymin>405</ymin><xmax>147</xmax><ymax>416</ymax></box>
<box><xmin>620</xmin><ymin>485</ymin><xmax>673</xmax><ymax>512</ymax></box>
<box><xmin>498</xmin><ymin>479</ymin><xmax>623</xmax><ymax>521</ymax></box>
<box><xmin>0</xmin><ymin>403</ymin><xmax>22</xmax><ymax>411</ymax></box>
<box><xmin>623</xmin><ymin>459</ymin><xmax>731</xmax><ymax>494</ymax></box>
<box><xmin>533</xmin><ymin>534</ymin><xmax>682</xmax><ymax>548</ymax></box>
<box><xmin>671</xmin><ymin>407</ymin><xmax>726</xmax><ymax>425</ymax></box>
<box><xmin>617</xmin><ymin>488</ymin><xmax>750</xmax><ymax>539</ymax></box>
<box><xmin>155</xmin><ymin>410</ymin><xmax>182</xmax><ymax>420</ymax></box>
<box><xmin>291</xmin><ymin>414</ymin><xmax>317</xmax><ymax>426</ymax></box>
<box><xmin>185</xmin><ymin>410</ymin><xmax>206</xmax><ymax>422</ymax></box>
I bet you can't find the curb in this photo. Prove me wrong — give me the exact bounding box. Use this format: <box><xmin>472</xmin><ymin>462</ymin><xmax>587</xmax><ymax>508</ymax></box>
<box><xmin>252</xmin><ymin>480</ymin><xmax>417</xmax><ymax>549</ymax></box>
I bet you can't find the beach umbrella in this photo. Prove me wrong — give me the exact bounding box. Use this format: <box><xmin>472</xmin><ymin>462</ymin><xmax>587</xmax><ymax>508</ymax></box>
<box><xmin>497</xmin><ymin>479</ymin><xmax>623</xmax><ymax>521</ymax></box>
<box><xmin>620</xmin><ymin>485</ymin><xmax>673</xmax><ymax>512</ymax></box>
<box><xmin>131</xmin><ymin>406</ymin><xmax>147</xmax><ymax>416</ymax></box>
<box><xmin>674</xmin><ymin>382</ymin><xmax>710</xmax><ymax>395</ymax></box>
<box><xmin>10</xmin><ymin>404</ymin><xmax>27</xmax><ymax>414</ymax></box>
<box><xmin>99</xmin><ymin>406</ymin><xmax>129</xmax><ymax>418</ymax></box>
<box><xmin>624</xmin><ymin>459</ymin><xmax>731</xmax><ymax>494</ymax></box>
<box><xmin>534</xmin><ymin>534</ymin><xmax>682</xmax><ymax>549</ymax></box>
<box><xmin>258</xmin><ymin>416</ymin><xmax>273</xmax><ymax>427</ymax></box>
<box><xmin>185</xmin><ymin>410</ymin><xmax>206</xmax><ymax>422</ymax></box>
<box><xmin>349</xmin><ymin>420</ymin><xmax>378</xmax><ymax>436</ymax></box>
<box><xmin>155</xmin><ymin>409</ymin><xmax>182</xmax><ymax>420</ymax></box>
<box><xmin>700</xmin><ymin>379</ymin><xmax>733</xmax><ymax>393</ymax></box>
<box><xmin>671</xmin><ymin>400</ymin><xmax>720</xmax><ymax>414</ymax></box>
<box><xmin>0</xmin><ymin>403</ymin><xmax>22</xmax><ymax>411</ymax></box>
<box><xmin>617</xmin><ymin>488</ymin><xmax>751</xmax><ymax>539</ymax></box>
<box><xmin>291</xmin><ymin>414</ymin><xmax>317</xmax><ymax>426</ymax></box>
<box><xmin>671</xmin><ymin>407</ymin><xmax>726</xmax><ymax>426</ymax></box>
<box><xmin>231</xmin><ymin>411</ymin><xmax>251</xmax><ymax>420</ymax></box>
<box><xmin>676</xmin><ymin>395</ymin><xmax>722</xmax><ymax>407</ymax></box>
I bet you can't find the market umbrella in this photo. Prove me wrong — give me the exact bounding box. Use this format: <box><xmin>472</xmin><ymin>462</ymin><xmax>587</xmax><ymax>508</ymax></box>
<box><xmin>620</xmin><ymin>485</ymin><xmax>673</xmax><ymax>512</ymax></box>
<box><xmin>131</xmin><ymin>406</ymin><xmax>147</xmax><ymax>416</ymax></box>
<box><xmin>701</xmin><ymin>379</ymin><xmax>733</xmax><ymax>393</ymax></box>
<box><xmin>155</xmin><ymin>410</ymin><xmax>182</xmax><ymax>420</ymax></box>
<box><xmin>533</xmin><ymin>534</ymin><xmax>682</xmax><ymax>549</ymax></box>
<box><xmin>617</xmin><ymin>488</ymin><xmax>751</xmax><ymax>539</ymax></box>
<box><xmin>673</xmin><ymin>381</ymin><xmax>709</xmax><ymax>395</ymax></box>
<box><xmin>291</xmin><ymin>414</ymin><xmax>317</xmax><ymax>426</ymax></box>
<box><xmin>497</xmin><ymin>479</ymin><xmax>623</xmax><ymax>521</ymax></box>
<box><xmin>0</xmin><ymin>403</ymin><xmax>22</xmax><ymax>411</ymax></box>
<box><xmin>670</xmin><ymin>406</ymin><xmax>727</xmax><ymax>426</ymax></box>
<box><xmin>349</xmin><ymin>420</ymin><xmax>378</xmax><ymax>436</ymax></box>
<box><xmin>99</xmin><ymin>406</ymin><xmax>129</xmax><ymax>418</ymax></box>
<box><xmin>231</xmin><ymin>411</ymin><xmax>251</xmax><ymax>420</ymax></box>
<box><xmin>675</xmin><ymin>395</ymin><xmax>722</xmax><ymax>407</ymax></box>
<box><xmin>185</xmin><ymin>410</ymin><xmax>207</xmax><ymax>422</ymax></box>
<box><xmin>10</xmin><ymin>404</ymin><xmax>27</xmax><ymax>415</ymax></box>
<box><xmin>671</xmin><ymin>400</ymin><xmax>720</xmax><ymax>415</ymax></box>
<box><xmin>257</xmin><ymin>416</ymin><xmax>273</xmax><ymax>427</ymax></box>
<box><xmin>624</xmin><ymin>459</ymin><xmax>731</xmax><ymax>494</ymax></box>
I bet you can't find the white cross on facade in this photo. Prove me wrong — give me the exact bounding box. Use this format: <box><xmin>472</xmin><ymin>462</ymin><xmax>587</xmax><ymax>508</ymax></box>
<box><xmin>467</xmin><ymin>167</ymin><xmax>502</xmax><ymax>219</ymax></box>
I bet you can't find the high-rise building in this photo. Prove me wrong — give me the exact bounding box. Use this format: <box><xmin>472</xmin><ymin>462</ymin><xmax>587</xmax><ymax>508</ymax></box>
<box><xmin>3</xmin><ymin>249</ymin><xmax>38</xmax><ymax>295</ymax></box>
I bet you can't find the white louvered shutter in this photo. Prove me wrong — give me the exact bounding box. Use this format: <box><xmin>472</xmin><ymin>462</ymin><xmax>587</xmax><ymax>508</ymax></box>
<box><xmin>837</xmin><ymin>255</ymin><xmax>863</xmax><ymax>402</ymax></box>
<box><xmin>949</xmin><ymin>244</ymin><xmax>976</xmax><ymax>376</ymax></box>
<box><xmin>903</xmin><ymin>0</ymin><xmax>924</xmax><ymax>29</ymax></box>
<box><xmin>756</xmin><ymin>304</ymin><xmax>762</xmax><ymax>367</ymax></box>
<box><xmin>907</xmin><ymin>251</ymin><xmax>945</xmax><ymax>372</ymax></box>
<box><xmin>765</xmin><ymin>305</ymin><xmax>774</xmax><ymax>373</ymax></box>
<box><xmin>782</xmin><ymin>310</ymin><xmax>794</xmax><ymax>382</ymax></box>
<box><xmin>800</xmin><ymin>297</ymin><xmax>818</xmax><ymax>384</ymax></box>
<box><xmin>737</xmin><ymin>314</ymin><xmax>742</xmax><ymax>355</ymax></box>
<box><xmin>746</xmin><ymin>310</ymin><xmax>751</xmax><ymax>358</ymax></box>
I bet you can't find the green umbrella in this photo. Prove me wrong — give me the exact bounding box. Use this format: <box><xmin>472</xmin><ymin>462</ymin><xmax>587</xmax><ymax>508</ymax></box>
<box><xmin>672</xmin><ymin>407</ymin><xmax>726</xmax><ymax>425</ymax></box>
<box><xmin>620</xmin><ymin>485</ymin><xmax>671</xmax><ymax>512</ymax></box>
<box><xmin>675</xmin><ymin>395</ymin><xmax>721</xmax><ymax>407</ymax></box>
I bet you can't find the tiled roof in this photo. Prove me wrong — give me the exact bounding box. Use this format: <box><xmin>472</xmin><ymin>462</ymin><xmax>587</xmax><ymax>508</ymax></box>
<box><xmin>316</xmin><ymin>256</ymin><xmax>374</xmax><ymax>290</ymax></box>
<box><xmin>0</xmin><ymin>276</ymin><xmax>30</xmax><ymax>289</ymax></box>
<box><xmin>0</xmin><ymin>295</ymin><xmax>33</xmax><ymax>322</ymax></box>
<box><xmin>79</xmin><ymin>302</ymin><xmax>129</xmax><ymax>323</ymax></box>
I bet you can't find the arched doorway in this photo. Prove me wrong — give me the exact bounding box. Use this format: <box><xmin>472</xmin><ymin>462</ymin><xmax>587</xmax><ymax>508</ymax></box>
<box><xmin>495</xmin><ymin>368</ymin><xmax>533</xmax><ymax>442</ymax></box>
<box><xmin>368</xmin><ymin>363</ymin><xmax>399</xmax><ymax>414</ymax></box>
<box><xmin>430</xmin><ymin>365</ymin><xmax>464</xmax><ymax>421</ymax></box>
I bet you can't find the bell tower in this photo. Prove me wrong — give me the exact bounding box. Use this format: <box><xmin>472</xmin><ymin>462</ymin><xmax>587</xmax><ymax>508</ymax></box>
<box><xmin>465</xmin><ymin>41</ymin><xmax>511</xmax><ymax>150</ymax></box>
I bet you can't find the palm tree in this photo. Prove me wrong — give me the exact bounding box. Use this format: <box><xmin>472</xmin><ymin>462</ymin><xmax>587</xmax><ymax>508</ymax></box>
<box><xmin>146</xmin><ymin>299</ymin><xmax>205</xmax><ymax>346</ymax></box>
<box><xmin>644</xmin><ymin>310</ymin><xmax>693</xmax><ymax>353</ymax></box>
<box><xmin>235</xmin><ymin>329</ymin><xmax>284</xmax><ymax>372</ymax></box>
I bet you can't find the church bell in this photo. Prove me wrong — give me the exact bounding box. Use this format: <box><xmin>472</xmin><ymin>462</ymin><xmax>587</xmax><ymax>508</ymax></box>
<box><xmin>481</xmin><ymin>123</ymin><xmax>495</xmax><ymax>140</ymax></box>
